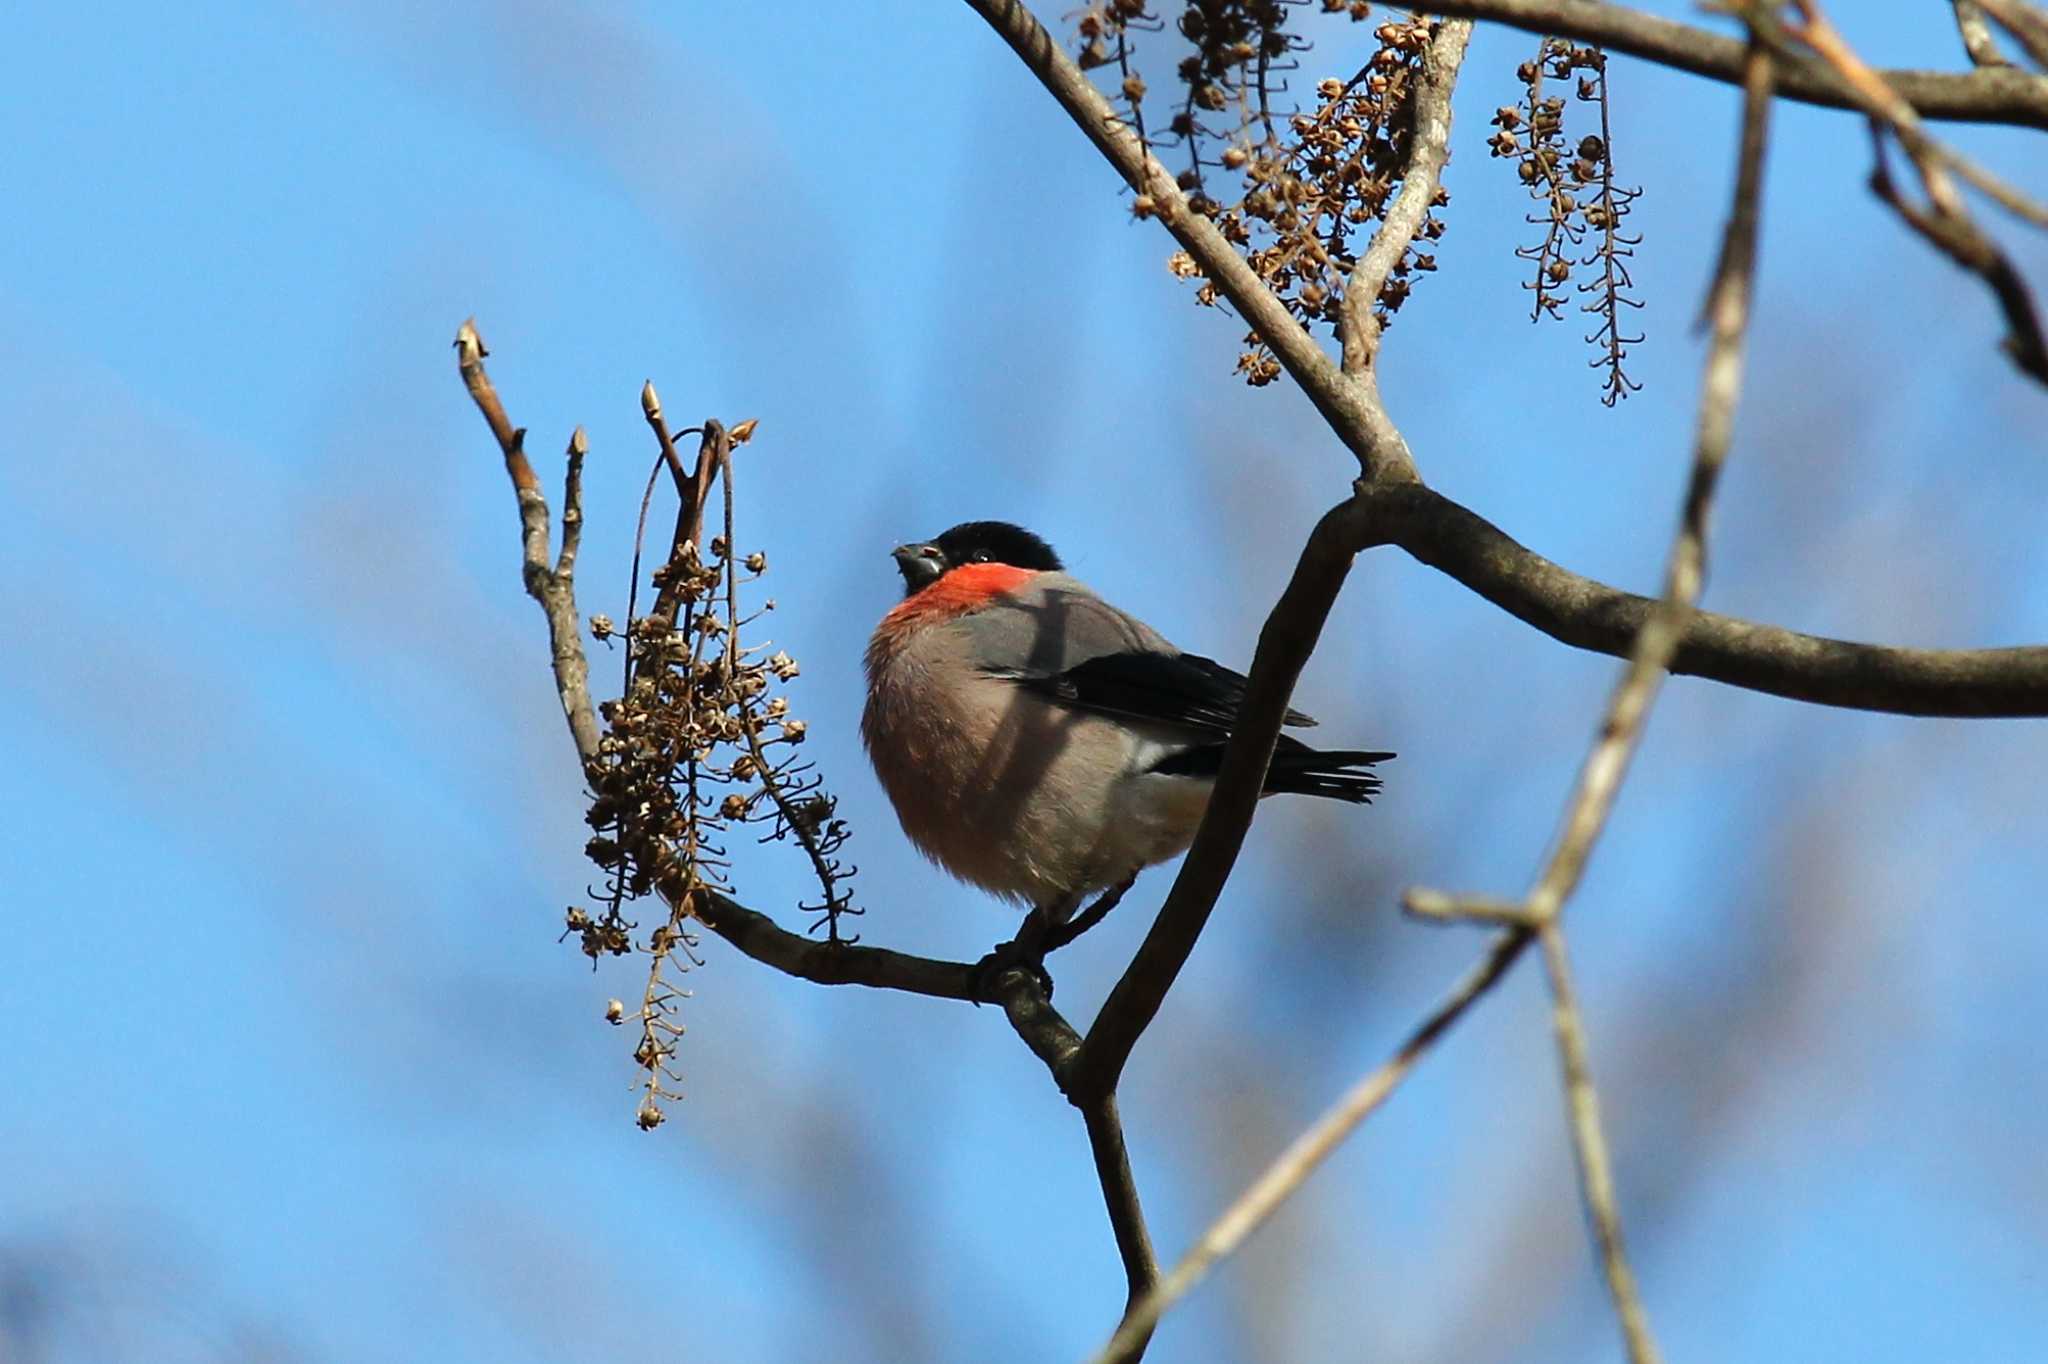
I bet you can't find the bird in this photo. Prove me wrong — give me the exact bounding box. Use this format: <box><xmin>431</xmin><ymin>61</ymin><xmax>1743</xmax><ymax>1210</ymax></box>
<box><xmin>861</xmin><ymin>520</ymin><xmax>1392</xmax><ymax>927</ymax></box>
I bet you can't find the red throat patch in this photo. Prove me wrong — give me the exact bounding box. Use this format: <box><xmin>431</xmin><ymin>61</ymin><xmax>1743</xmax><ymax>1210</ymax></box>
<box><xmin>871</xmin><ymin>563</ymin><xmax>1037</xmax><ymax>654</ymax></box>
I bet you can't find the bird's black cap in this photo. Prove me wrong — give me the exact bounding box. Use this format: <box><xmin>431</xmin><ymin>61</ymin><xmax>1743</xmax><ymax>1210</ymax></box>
<box><xmin>892</xmin><ymin>521</ymin><xmax>1062</xmax><ymax>593</ymax></box>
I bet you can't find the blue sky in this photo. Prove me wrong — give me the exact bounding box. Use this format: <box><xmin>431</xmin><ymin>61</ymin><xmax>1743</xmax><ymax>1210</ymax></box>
<box><xmin>2</xmin><ymin>2</ymin><xmax>2045</xmax><ymax>1360</ymax></box>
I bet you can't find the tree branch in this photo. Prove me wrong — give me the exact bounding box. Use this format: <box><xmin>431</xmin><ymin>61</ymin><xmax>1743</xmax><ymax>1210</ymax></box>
<box><xmin>1952</xmin><ymin>0</ymin><xmax>2014</xmax><ymax>68</ymax></box>
<box><xmin>1341</xmin><ymin>20</ymin><xmax>1472</xmax><ymax>377</ymax></box>
<box><xmin>1425</xmin><ymin>0</ymin><xmax>2048</xmax><ymax>130</ymax></box>
<box><xmin>1754</xmin><ymin>1</ymin><xmax>2048</xmax><ymax>386</ymax></box>
<box><xmin>1380</xmin><ymin>485</ymin><xmax>2048</xmax><ymax>717</ymax></box>
<box><xmin>1091</xmin><ymin>928</ymin><xmax>1535</xmax><ymax>1364</ymax></box>
<box><xmin>454</xmin><ymin>320</ymin><xmax>603</xmax><ymax>764</ymax></box>
<box><xmin>961</xmin><ymin>0</ymin><xmax>1478</xmax><ymax>1106</ymax></box>
<box><xmin>1082</xmin><ymin>1094</ymin><xmax>1159</xmax><ymax>1338</ymax></box>
<box><xmin>960</xmin><ymin>0</ymin><xmax>1415</xmax><ymax>480</ymax></box>
<box><xmin>688</xmin><ymin>889</ymin><xmax>979</xmax><ymax>999</ymax></box>
<box><xmin>1070</xmin><ymin>496</ymin><xmax>1383</xmax><ymax>1102</ymax></box>
<box><xmin>1406</xmin><ymin>41</ymin><xmax>1780</xmax><ymax>1364</ymax></box>
<box><xmin>960</xmin><ymin>2</ymin><xmax>2048</xmax><ymax>719</ymax></box>
<box><xmin>457</xmin><ymin>320</ymin><xmax>1161</xmax><ymax>1351</ymax></box>
<box><xmin>1975</xmin><ymin>0</ymin><xmax>2048</xmax><ymax>71</ymax></box>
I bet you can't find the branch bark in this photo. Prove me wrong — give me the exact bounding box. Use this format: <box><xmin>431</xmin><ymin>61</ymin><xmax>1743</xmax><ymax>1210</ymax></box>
<box><xmin>1070</xmin><ymin>498</ymin><xmax>1381</xmax><ymax>1104</ymax></box>
<box><xmin>1381</xmin><ymin>485</ymin><xmax>2048</xmax><ymax>717</ymax></box>
<box><xmin>1426</xmin><ymin>0</ymin><xmax>2048</xmax><ymax>130</ymax></box>
<box><xmin>455</xmin><ymin>320</ymin><xmax>603</xmax><ymax>764</ymax></box>
<box><xmin>961</xmin><ymin>0</ymin><xmax>1416</xmax><ymax>480</ymax></box>
<box><xmin>1341</xmin><ymin>21</ymin><xmax>1472</xmax><ymax>377</ymax></box>
<box><xmin>1091</xmin><ymin>927</ymin><xmax>1535</xmax><ymax>1364</ymax></box>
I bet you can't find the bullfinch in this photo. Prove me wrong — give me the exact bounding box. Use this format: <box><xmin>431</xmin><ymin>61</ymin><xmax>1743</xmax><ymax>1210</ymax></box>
<box><xmin>862</xmin><ymin>521</ymin><xmax>1392</xmax><ymax>924</ymax></box>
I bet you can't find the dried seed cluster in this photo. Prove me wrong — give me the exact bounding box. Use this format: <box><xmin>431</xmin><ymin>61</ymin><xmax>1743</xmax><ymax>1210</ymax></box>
<box><xmin>570</xmin><ymin>434</ymin><xmax>857</xmax><ymax>1129</ymax></box>
<box><xmin>1220</xmin><ymin>18</ymin><xmax>1449</xmax><ymax>383</ymax></box>
<box><xmin>1072</xmin><ymin>6</ymin><xmax>1451</xmax><ymax>385</ymax></box>
<box><xmin>1491</xmin><ymin>38</ymin><xmax>1643</xmax><ymax>403</ymax></box>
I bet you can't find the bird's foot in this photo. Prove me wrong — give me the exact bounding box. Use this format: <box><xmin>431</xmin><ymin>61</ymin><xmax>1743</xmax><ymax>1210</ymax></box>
<box><xmin>1043</xmin><ymin>875</ymin><xmax>1137</xmax><ymax>954</ymax></box>
<box><xmin>970</xmin><ymin>905</ymin><xmax>1062</xmax><ymax>1006</ymax></box>
<box><xmin>969</xmin><ymin>937</ymin><xmax>1054</xmax><ymax>1006</ymax></box>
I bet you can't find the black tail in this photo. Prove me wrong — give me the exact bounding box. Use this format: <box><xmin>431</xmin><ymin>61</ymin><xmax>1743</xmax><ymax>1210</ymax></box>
<box><xmin>1263</xmin><ymin>742</ymin><xmax>1394</xmax><ymax>803</ymax></box>
<box><xmin>1154</xmin><ymin>737</ymin><xmax>1394</xmax><ymax>803</ymax></box>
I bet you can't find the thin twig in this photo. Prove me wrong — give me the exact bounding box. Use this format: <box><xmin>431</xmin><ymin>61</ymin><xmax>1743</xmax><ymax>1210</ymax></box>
<box><xmin>453</xmin><ymin>320</ymin><xmax>602</xmax><ymax>763</ymax></box>
<box><xmin>1754</xmin><ymin>1</ymin><xmax>2048</xmax><ymax>386</ymax></box>
<box><xmin>557</xmin><ymin>426</ymin><xmax>587</xmax><ymax>581</ymax></box>
<box><xmin>1868</xmin><ymin>130</ymin><xmax>2048</xmax><ymax>384</ymax></box>
<box><xmin>1772</xmin><ymin>0</ymin><xmax>2048</xmax><ymax>228</ymax></box>
<box><xmin>1953</xmin><ymin>0</ymin><xmax>2013</xmax><ymax>67</ymax></box>
<box><xmin>960</xmin><ymin>0</ymin><xmax>1416</xmax><ymax>480</ymax></box>
<box><xmin>1090</xmin><ymin>929</ymin><xmax>1534</xmax><ymax>1364</ymax></box>
<box><xmin>1045</xmin><ymin>875</ymin><xmax>1137</xmax><ymax>953</ymax></box>
<box><xmin>1536</xmin><ymin>918</ymin><xmax>1654</xmax><ymax>1359</ymax></box>
<box><xmin>1400</xmin><ymin>44</ymin><xmax>1777</xmax><ymax>1364</ymax></box>
<box><xmin>1341</xmin><ymin>19</ymin><xmax>1472</xmax><ymax>376</ymax></box>
<box><xmin>1520</xmin><ymin>26</ymin><xmax>1769</xmax><ymax>927</ymax></box>
<box><xmin>1974</xmin><ymin>0</ymin><xmax>2048</xmax><ymax>71</ymax></box>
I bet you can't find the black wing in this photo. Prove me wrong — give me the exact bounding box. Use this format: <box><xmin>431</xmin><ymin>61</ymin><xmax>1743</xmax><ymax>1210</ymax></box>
<box><xmin>1007</xmin><ymin>649</ymin><xmax>1318</xmax><ymax>734</ymax></box>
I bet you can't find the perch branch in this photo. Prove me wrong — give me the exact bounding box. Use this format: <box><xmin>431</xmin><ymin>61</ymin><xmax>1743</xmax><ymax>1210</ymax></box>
<box><xmin>456</xmin><ymin>322</ymin><xmax>1159</xmax><ymax>1349</ymax></box>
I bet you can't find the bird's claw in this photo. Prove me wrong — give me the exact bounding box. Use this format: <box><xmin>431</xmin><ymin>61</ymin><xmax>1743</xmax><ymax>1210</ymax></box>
<box><xmin>969</xmin><ymin>939</ymin><xmax>1054</xmax><ymax>1007</ymax></box>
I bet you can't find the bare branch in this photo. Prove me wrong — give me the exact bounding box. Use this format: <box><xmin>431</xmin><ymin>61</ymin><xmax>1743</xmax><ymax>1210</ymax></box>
<box><xmin>453</xmin><ymin>320</ymin><xmax>602</xmax><ymax>764</ymax></box>
<box><xmin>1975</xmin><ymin>0</ymin><xmax>2048</xmax><ymax>70</ymax></box>
<box><xmin>960</xmin><ymin>0</ymin><xmax>1416</xmax><ymax>480</ymax></box>
<box><xmin>1405</xmin><ymin>45</ymin><xmax>1778</xmax><ymax>1364</ymax></box>
<box><xmin>1044</xmin><ymin>875</ymin><xmax>1137</xmax><ymax>954</ymax></box>
<box><xmin>1071</xmin><ymin>497</ymin><xmax>1379</xmax><ymax>1102</ymax></box>
<box><xmin>1766</xmin><ymin>1</ymin><xmax>2048</xmax><ymax>228</ymax></box>
<box><xmin>963</xmin><ymin>5</ymin><xmax>2048</xmax><ymax>718</ymax></box>
<box><xmin>1091</xmin><ymin>928</ymin><xmax>1535</xmax><ymax>1364</ymax></box>
<box><xmin>1869</xmin><ymin>132</ymin><xmax>2048</xmax><ymax>384</ymax></box>
<box><xmin>1536</xmin><ymin>919</ymin><xmax>1656</xmax><ymax>1360</ymax></box>
<box><xmin>1082</xmin><ymin>1095</ymin><xmax>1159</xmax><ymax>1340</ymax></box>
<box><xmin>454</xmin><ymin>321</ymin><xmax>1159</xmax><ymax>1340</ymax></box>
<box><xmin>1379</xmin><ymin>485</ymin><xmax>2048</xmax><ymax>717</ymax></box>
<box><xmin>1341</xmin><ymin>20</ymin><xmax>1472</xmax><ymax>377</ymax></box>
<box><xmin>557</xmin><ymin>426</ymin><xmax>587</xmax><ymax>580</ymax></box>
<box><xmin>1519</xmin><ymin>33</ymin><xmax>1770</xmax><ymax>927</ymax></box>
<box><xmin>1423</xmin><ymin>0</ymin><xmax>2048</xmax><ymax>130</ymax></box>
<box><xmin>1756</xmin><ymin>1</ymin><xmax>2048</xmax><ymax>385</ymax></box>
<box><xmin>1953</xmin><ymin>0</ymin><xmax>2014</xmax><ymax>68</ymax></box>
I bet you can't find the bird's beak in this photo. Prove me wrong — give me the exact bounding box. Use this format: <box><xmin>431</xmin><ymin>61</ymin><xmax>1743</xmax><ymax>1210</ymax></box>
<box><xmin>892</xmin><ymin>542</ymin><xmax>947</xmax><ymax>594</ymax></box>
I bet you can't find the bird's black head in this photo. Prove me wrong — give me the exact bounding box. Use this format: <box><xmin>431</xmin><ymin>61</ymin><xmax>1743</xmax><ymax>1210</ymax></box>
<box><xmin>890</xmin><ymin>520</ymin><xmax>1063</xmax><ymax>595</ymax></box>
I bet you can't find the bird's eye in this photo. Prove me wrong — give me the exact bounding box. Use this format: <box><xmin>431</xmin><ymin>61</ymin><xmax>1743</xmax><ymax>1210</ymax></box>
<box><xmin>969</xmin><ymin>549</ymin><xmax>990</xmax><ymax>563</ymax></box>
